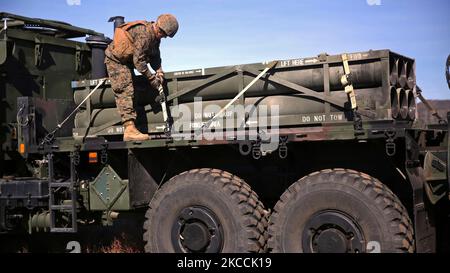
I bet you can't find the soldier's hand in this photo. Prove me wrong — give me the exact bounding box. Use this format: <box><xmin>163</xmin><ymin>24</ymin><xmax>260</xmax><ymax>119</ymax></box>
<box><xmin>150</xmin><ymin>77</ymin><xmax>162</xmax><ymax>90</ymax></box>
<box><xmin>156</xmin><ymin>70</ymin><xmax>165</xmax><ymax>83</ymax></box>
<box><xmin>156</xmin><ymin>68</ymin><xmax>164</xmax><ymax>76</ymax></box>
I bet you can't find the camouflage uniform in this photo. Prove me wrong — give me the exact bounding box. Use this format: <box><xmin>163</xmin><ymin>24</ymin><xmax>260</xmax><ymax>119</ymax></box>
<box><xmin>105</xmin><ymin>21</ymin><xmax>162</xmax><ymax>123</ymax></box>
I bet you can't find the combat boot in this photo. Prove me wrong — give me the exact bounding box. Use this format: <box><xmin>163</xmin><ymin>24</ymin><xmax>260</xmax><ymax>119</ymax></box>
<box><xmin>123</xmin><ymin>120</ymin><xmax>150</xmax><ymax>141</ymax></box>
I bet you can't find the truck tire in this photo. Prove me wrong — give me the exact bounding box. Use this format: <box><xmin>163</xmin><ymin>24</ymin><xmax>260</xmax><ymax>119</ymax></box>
<box><xmin>143</xmin><ymin>168</ymin><xmax>268</xmax><ymax>253</ymax></box>
<box><xmin>268</xmin><ymin>169</ymin><xmax>414</xmax><ymax>253</ymax></box>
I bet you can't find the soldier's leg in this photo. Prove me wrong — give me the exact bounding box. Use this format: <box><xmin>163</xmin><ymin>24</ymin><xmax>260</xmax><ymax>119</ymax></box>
<box><xmin>105</xmin><ymin>57</ymin><xmax>136</xmax><ymax>123</ymax></box>
<box><xmin>106</xmin><ymin>57</ymin><xmax>148</xmax><ymax>141</ymax></box>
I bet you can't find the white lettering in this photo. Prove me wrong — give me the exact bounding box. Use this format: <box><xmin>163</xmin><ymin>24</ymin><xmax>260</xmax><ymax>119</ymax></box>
<box><xmin>280</xmin><ymin>60</ymin><xmax>290</xmax><ymax>67</ymax></box>
<box><xmin>302</xmin><ymin>116</ymin><xmax>311</xmax><ymax>123</ymax></box>
<box><xmin>314</xmin><ymin>114</ymin><xmax>326</xmax><ymax>122</ymax></box>
<box><xmin>330</xmin><ymin>114</ymin><xmax>343</xmax><ymax>121</ymax></box>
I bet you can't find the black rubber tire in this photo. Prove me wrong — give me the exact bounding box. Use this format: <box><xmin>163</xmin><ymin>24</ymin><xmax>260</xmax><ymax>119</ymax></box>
<box><xmin>143</xmin><ymin>168</ymin><xmax>268</xmax><ymax>253</ymax></box>
<box><xmin>268</xmin><ymin>169</ymin><xmax>414</xmax><ymax>253</ymax></box>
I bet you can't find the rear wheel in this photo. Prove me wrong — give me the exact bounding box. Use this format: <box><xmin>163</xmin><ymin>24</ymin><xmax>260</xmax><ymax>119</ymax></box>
<box><xmin>268</xmin><ymin>169</ymin><xmax>414</xmax><ymax>253</ymax></box>
<box><xmin>143</xmin><ymin>168</ymin><xmax>268</xmax><ymax>253</ymax></box>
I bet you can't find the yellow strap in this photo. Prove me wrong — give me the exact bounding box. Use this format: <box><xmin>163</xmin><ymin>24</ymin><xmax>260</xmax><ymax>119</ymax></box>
<box><xmin>341</xmin><ymin>53</ymin><xmax>357</xmax><ymax>110</ymax></box>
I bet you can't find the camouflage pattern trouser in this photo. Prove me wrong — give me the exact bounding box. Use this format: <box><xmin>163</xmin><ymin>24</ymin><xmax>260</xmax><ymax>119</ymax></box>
<box><xmin>105</xmin><ymin>56</ymin><xmax>136</xmax><ymax>123</ymax></box>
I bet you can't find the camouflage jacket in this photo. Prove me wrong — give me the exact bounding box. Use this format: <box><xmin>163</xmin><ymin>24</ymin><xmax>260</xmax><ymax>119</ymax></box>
<box><xmin>106</xmin><ymin>21</ymin><xmax>162</xmax><ymax>80</ymax></box>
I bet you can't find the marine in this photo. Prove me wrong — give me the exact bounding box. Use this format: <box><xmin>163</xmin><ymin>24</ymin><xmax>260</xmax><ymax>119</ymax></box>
<box><xmin>104</xmin><ymin>14</ymin><xmax>179</xmax><ymax>141</ymax></box>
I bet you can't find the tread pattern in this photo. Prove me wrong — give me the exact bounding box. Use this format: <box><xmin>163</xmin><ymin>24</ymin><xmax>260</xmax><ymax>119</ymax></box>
<box><xmin>143</xmin><ymin>168</ymin><xmax>269</xmax><ymax>253</ymax></box>
<box><xmin>268</xmin><ymin>168</ymin><xmax>415</xmax><ymax>253</ymax></box>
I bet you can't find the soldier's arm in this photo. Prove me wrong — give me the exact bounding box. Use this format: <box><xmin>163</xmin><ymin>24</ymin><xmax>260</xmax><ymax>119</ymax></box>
<box><xmin>132</xmin><ymin>29</ymin><xmax>154</xmax><ymax>81</ymax></box>
<box><xmin>149</xmin><ymin>45</ymin><xmax>162</xmax><ymax>73</ymax></box>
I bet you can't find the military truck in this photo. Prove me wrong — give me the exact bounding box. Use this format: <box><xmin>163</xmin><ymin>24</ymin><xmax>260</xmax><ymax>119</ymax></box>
<box><xmin>0</xmin><ymin>12</ymin><xmax>448</xmax><ymax>253</ymax></box>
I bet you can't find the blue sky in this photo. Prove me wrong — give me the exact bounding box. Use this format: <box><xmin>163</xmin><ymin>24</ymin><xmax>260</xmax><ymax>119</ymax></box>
<box><xmin>2</xmin><ymin>0</ymin><xmax>450</xmax><ymax>99</ymax></box>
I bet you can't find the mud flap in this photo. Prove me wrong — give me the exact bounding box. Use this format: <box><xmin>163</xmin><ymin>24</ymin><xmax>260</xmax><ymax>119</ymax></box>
<box><xmin>406</xmin><ymin>167</ymin><xmax>436</xmax><ymax>253</ymax></box>
<box><xmin>127</xmin><ymin>150</ymin><xmax>159</xmax><ymax>208</ymax></box>
<box><xmin>423</xmin><ymin>151</ymin><xmax>447</xmax><ymax>204</ymax></box>
<box><xmin>405</xmin><ymin>133</ymin><xmax>436</xmax><ymax>252</ymax></box>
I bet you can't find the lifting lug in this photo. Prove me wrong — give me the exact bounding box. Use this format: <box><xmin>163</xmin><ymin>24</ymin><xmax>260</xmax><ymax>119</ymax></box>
<box><xmin>385</xmin><ymin>130</ymin><xmax>396</xmax><ymax>156</ymax></box>
<box><xmin>278</xmin><ymin>136</ymin><xmax>288</xmax><ymax>159</ymax></box>
<box><xmin>252</xmin><ymin>141</ymin><xmax>262</xmax><ymax>160</ymax></box>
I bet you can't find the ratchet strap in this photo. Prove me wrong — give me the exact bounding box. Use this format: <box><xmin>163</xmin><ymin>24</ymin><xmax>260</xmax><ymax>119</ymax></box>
<box><xmin>341</xmin><ymin>53</ymin><xmax>357</xmax><ymax>110</ymax></box>
<box><xmin>341</xmin><ymin>53</ymin><xmax>363</xmax><ymax>133</ymax></box>
<box><xmin>40</xmin><ymin>78</ymin><xmax>106</xmax><ymax>145</ymax></box>
<box><xmin>416</xmin><ymin>85</ymin><xmax>447</xmax><ymax>125</ymax></box>
<box><xmin>199</xmin><ymin>61</ymin><xmax>278</xmax><ymax>132</ymax></box>
<box><xmin>158</xmin><ymin>84</ymin><xmax>171</xmax><ymax>136</ymax></box>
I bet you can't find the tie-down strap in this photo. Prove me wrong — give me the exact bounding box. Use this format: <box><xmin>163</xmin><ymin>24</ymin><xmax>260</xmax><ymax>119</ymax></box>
<box><xmin>341</xmin><ymin>53</ymin><xmax>357</xmax><ymax>110</ymax></box>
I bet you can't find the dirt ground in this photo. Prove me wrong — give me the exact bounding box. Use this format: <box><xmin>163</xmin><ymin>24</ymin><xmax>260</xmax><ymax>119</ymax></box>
<box><xmin>0</xmin><ymin>213</ymin><xmax>145</xmax><ymax>253</ymax></box>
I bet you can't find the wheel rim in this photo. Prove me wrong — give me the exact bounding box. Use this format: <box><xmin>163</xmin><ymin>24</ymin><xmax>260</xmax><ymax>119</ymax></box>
<box><xmin>302</xmin><ymin>210</ymin><xmax>365</xmax><ymax>253</ymax></box>
<box><xmin>171</xmin><ymin>206</ymin><xmax>223</xmax><ymax>253</ymax></box>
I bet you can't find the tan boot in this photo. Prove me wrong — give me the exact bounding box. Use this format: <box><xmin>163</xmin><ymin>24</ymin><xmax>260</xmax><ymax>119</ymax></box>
<box><xmin>123</xmin><ymin>120</ymin><xmax>149</xmax><ymax>141</ymax></box>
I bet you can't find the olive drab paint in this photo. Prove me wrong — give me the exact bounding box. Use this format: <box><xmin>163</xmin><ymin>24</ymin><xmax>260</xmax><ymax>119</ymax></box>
<box><xmin>0</xmin><ymin>12</ymin><xmax>448</xmax><ymax>254</ymax></box>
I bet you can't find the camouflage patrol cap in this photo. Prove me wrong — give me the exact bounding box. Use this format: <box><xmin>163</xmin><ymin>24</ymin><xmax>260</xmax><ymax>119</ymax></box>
<box><xmin>157</xmin><ymin>14</ymin><xmax>179</xmax><ymax>38</ymax></box>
